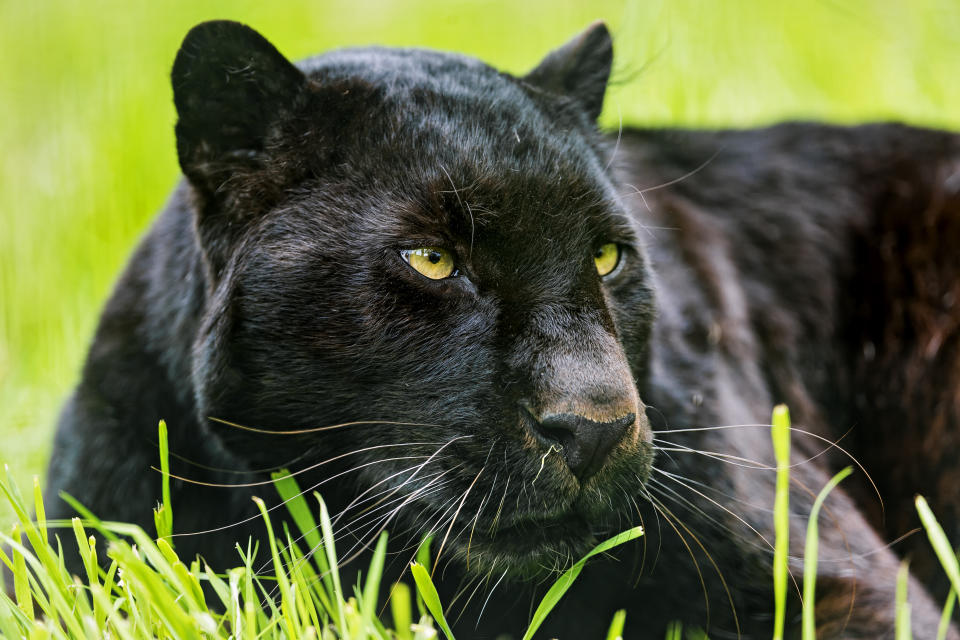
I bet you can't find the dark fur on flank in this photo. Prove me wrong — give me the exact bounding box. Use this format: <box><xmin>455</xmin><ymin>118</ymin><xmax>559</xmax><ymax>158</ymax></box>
<box><xmin>36</xmin><ymin>20</ymin><xmax>960</xmax><ymax>638</ymax></box>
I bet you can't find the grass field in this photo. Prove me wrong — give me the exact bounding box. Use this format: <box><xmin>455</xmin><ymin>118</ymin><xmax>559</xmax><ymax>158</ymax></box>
<box><xmin>1</xmin><ymin>0</ymin><xmax>959</xmax><ymax>523</ymax></box>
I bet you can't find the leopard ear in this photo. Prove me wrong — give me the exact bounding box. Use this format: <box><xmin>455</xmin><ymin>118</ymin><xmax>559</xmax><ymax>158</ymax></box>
<box><xmin>172</xmin><ymin>20</ymin><xmax>306</xmax><ymax>196</ymax></box>
<box><xmin>523</xmin><ymin>21</ymin><xmax>613</xmax><ymax>121</ymax></box>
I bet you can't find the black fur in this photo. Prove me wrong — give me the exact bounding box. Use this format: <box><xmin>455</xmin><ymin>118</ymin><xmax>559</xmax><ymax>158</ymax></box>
<box><xmin>37</xmin><ymin>20</ymin><xmax>960</xmax><ymax>639</ymax></box>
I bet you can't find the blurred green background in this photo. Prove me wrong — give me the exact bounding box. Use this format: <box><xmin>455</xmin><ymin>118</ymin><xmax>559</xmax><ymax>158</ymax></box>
<box><xmin>1</xmin><ymin>0</ymin><xmax>959</xmax><ymax>525</ymax></box>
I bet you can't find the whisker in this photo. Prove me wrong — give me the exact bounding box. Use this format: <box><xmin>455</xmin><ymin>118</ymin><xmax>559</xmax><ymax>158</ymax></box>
<box><xmin>154</xmin><ymin>445</ymin><xmax>439</xmax><ymax>488</ymax></box>
<box><xmin>647</xmin><ymin>491</ymin><xmax>744</xmax><ymax>638</ymax></box>
<box><xmin>269</xmin><ymin>471</ymin><xmax>460</xmax><ymax>598</ymax></box>
<box><xmin>209</xmin><ymin>415</ymin><xmax>441</xmax><ymax>435</ymax></box>
<box><xmin>648</xmin><ymin>476</ymin><xmax>750</xmax><ymax>547</ymax></box>
<box><xmin>331</xmin><ymin>471</ymin><xmax>448</xmax><ymax>538</ymax></box>
<box><xmin>634</xmin><ymin>476</ymin><xmax>664</xmax><ymax>575</ymax></box>
<box><xmin>154</xmin><ymin>441</ymin><xmax>315</xmax><ymax>476</ymax></box>
<box><xmin>652</xmin><ymin>441</ymin><xmax>771</xmax><ymax>470</ymax></box>
<box><xmin>255</xmin><ymin>465</ymin><xmax>454</xmax><ymax>578</ymax></box>
<box><xmin>450</xmin><ymin>572</ymin><xmax>487</xmax><ymax>627</ymax></box>
<box><xmin>653</xmin><ymin>423</ymin><xmax>882</xmax><ymax>512</ymax></box>
<box><xmin>655</xmin><ymin>467</ymin><xmax>775</xmax><ymax>515</ymax></box>
<box><xmin>175</xmin><ymin>436</ymin><xmax>469</xmax><ymax>538</ymax></box>
<box><xmin>335</xmin><ymin>472</ymin><xmax>458</xmax><ymax>546</ymax></box>
<box><xmin>476</xmin><ymin>568</ymin><xmax>508</xmax><ymax>630</ymax></box>
<box><xmin>433</xmin><ymin>465</ymin><xmax>486</xmax><ymax>578</ymax></box>
<box><xmin>654</xmin><ymin>425</ymin><xmax>853</xmax><ymax>472</ymax></box>
<box><xmin>335</xmin><ymin>474</ymin><xmax>461</xmax><ymax>567</ymax></box>
<box><xmin>642</xmin><ymin>489</ymin><xmax>710</xmax><ymax>624</ymax></box>
<box><xmin>329</xmin><ymin>454</ymin><xmax>457</xmax><ymax>527</ymax></box>
<box><xmin>171</xmin><ymin>457</ymin><xmax>420</xmax><ymax>538</ymax></box>
<box><xmin>626</xmin><ymin>493</ymin><xmax>649</xmax><ymax>576</ymax></box>
<box><xmin>333</xmin><ymin>436</ymin><xmax>469</xmax><ymax>517</ymax></box>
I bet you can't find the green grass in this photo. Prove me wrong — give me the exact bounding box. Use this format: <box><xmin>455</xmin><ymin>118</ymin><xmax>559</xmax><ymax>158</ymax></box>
<box><xmin>1</xmin><ymin>408</ymin><xmax>958</xmax><ymax>638</ymax></box>
<box><xmin>2</xmin><ymin>1</ymin><xmax>960</xmax><ymax>524</ymax></box>
<box><xmin>0</xmin><ymin>447</ymin><xmax>643</xmax><ymax>639</ymax></box>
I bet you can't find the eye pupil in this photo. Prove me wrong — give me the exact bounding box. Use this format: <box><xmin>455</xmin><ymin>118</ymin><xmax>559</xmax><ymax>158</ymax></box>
<box><xmin>428</xmin><ymin>251</ymin><xmax>441</xmax><ymax>264</ymax></box>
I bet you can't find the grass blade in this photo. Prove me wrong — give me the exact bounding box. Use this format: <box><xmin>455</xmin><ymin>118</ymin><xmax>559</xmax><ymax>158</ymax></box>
<box><xmin>10</xmin><ymin>524</ymin><xmax>34</xmax><ymax>619</ymax></box>
<box><xmin>253</xmin><ymin>496</ymin><xmax>301</xmax><ymax>638</ymax></box>
<box><xmin>390</xmin><ymin>582</ymin><xmax>414</xmax><ymax>640</ymax></box>
<box><xmin>315</xmin><ymin>492</ymin><xmax>349</xmax><ymax>638</ymax></box>
<box><xmin>410</xmin><ymin>562</ymin><xmax>455</xmax><ymax>640</ymax></box>
<box><xmin>605</xmin><ymin>609</ymin><xmax>626</xmax><ymax>640</ymax></box>
<box><xmin>361</xmin><ymin>532</ymin><xmax>389</xmax><ymax>636</ymax></box>
<box><xmin>771</xmin><ymin>404</ymin><xmax>791</xmax><ymax>640</ymax></box>
<box><xmin>272</xmin><ymin>469</ymin><xmax>324</xmax><ymax>555</ymax></box>
<box><xmin>802</xmin><ymin>467</ymin><xmax>853</xmax><ymax>640</ymax></box>
<box><xmin>153</xmin><ymin>419</ymin><xmax>173</xmax><ymax>543</ymax></box>
<box><xmin>522</xmin><ymin>526</ymin><xmax>643</xmax><ymax>640</ymax></box>
<box><xmin>916</xmin><ymin>495</ymin><xmax>960</xmax><ymax>596</ymax></box>
<box><xmin>896</xmin><ymin>560</ymin><xmax>912</xmax><ymax>640</ymax></box>
<box><xmin>937</xmin><ymin>588</ymin><xmax>956</xmax><ymax>640</ymax></box>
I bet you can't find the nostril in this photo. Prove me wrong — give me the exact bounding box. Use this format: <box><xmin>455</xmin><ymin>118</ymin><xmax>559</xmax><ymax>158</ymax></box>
<box><xmin>536</xmin><ymin>413</ymin><xmax>580</xmax><ymax>441</ymax></box>
<box><xmin>519</xmin><ymin>406</ymin><xmax>636</xmax><ymax>480</ymax></box>
<box><xmin>520</xmin><ymin>405</ymin><xmax>572</xmax><ymax>446</ymax></box>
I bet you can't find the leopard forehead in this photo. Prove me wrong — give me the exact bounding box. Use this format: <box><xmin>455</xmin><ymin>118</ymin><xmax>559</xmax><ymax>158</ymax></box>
<box><xmin>245</xmin><ymin>49</ymin><xmax>641</xmax><ymax>292</ymax></box>
<box><xmin>272</xmin><ymin>46</ymin><xmax>619</xmax><ymax>210</ymax></box>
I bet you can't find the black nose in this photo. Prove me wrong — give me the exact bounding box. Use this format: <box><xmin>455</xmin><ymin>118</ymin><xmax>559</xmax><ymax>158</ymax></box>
<box><xmin>526</xmin><ymin>410</ymin><xmax>635</xmax><ymax>480</ymax></box>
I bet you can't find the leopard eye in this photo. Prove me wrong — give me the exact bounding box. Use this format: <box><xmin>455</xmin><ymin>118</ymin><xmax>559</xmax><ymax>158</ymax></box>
<box><xmin>594</xmin><ymin>243</ymin><xmax>621</xmax><ymax>277</ymax></box>
<box><xmin>401</xmin><ymin>247</ymin><xmax>456</xmax><ymax>280</ymax></box>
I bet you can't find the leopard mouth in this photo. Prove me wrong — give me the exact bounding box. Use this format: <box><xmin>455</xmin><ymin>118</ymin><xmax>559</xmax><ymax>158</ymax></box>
<box><xmin>379</xmin><ymin>439</ymin><xmax>653</xmax><ymax>579</ymax></box>
<box><xmin>444</xmin><ymin>501</ymin><xmax>639</xmax><ymax>579</ymax></box>
<box><xmin>450</xmin><ymin>515</ymin><xmax>600</xmax><ymax>578</ymax></box>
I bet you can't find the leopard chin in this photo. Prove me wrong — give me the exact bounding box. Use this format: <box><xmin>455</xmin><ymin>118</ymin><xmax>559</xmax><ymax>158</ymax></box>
<box><xmin>446</xmin><ymin>515</ymin><xmax>606</xmax><ymax>579</ymax></box>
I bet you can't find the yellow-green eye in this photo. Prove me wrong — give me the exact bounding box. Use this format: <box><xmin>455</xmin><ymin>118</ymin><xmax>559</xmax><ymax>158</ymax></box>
<box><xmin>402</xmin><ymin>247</ymin><xmax>456</xmax><ymax>280</ymax></box>
<box><xmin>594</xmin><ymin>243</ymin><xmax>621</xmax><ymax>277</ymax></box>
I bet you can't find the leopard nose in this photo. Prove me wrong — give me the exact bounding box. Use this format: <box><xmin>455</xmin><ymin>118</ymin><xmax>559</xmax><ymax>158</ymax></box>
<box><xmin>528</xmin><ymin>411</ymin><xmax>636</xmax><ymax>481</ymax></box>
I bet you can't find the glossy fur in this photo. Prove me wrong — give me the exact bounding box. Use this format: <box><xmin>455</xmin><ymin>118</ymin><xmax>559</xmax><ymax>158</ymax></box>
<box><xmin>38</xmin><ymin>20</ymin><xmax>960</xmax><ymax>639</ymax></box>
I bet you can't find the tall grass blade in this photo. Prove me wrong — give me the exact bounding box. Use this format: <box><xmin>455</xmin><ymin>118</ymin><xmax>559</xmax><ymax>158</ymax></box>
<box><xmin>916</xmin><ymin>495</ymin><xmax>960</xmax><ymax>596</ymax></box>
<box><xmin>152</xmin><ymin>419</ymin><xmax>173</xmax><ymax>543</ymax></box>
<box><xmin>896</xmin><ymin>560</ymin><xmax>912</xmax><ymax>640</ymax></box>
<box><xmin>253</xmin><ymin>496</ymin><xmax>302</xmax><ymax>638</ymax></box>
<box><xmin>315</xmin><ymin>492</ymin><xmax>349</xmax><ymax>638</ymax></box>
<box><xmin>272</xmin><ymin>471</ymin><xmax>337</xmax><ymax>616</ymax></box>
<box><xmin>272</xmin><ymin>469</ymin><xmax>323</xmax><ymax>554</ymax></box>
<box><xmin>802</xmin><ymin>466</ymin><xmax>852</xmax><ymax>640</ymax></box>
<box><xmin>771</xmin><ymin>404</ymin><xmax>791</xmax><ymax>640</ymax></box>
<box><xmin>361</xmin><ymin>532</ymin><xmax>389</xmax><ymax>636</ymax></box>
<box><xmin>58</xmin><ymin>492</ymin><xmax>119</xmax><ymax>543</ymax></box>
